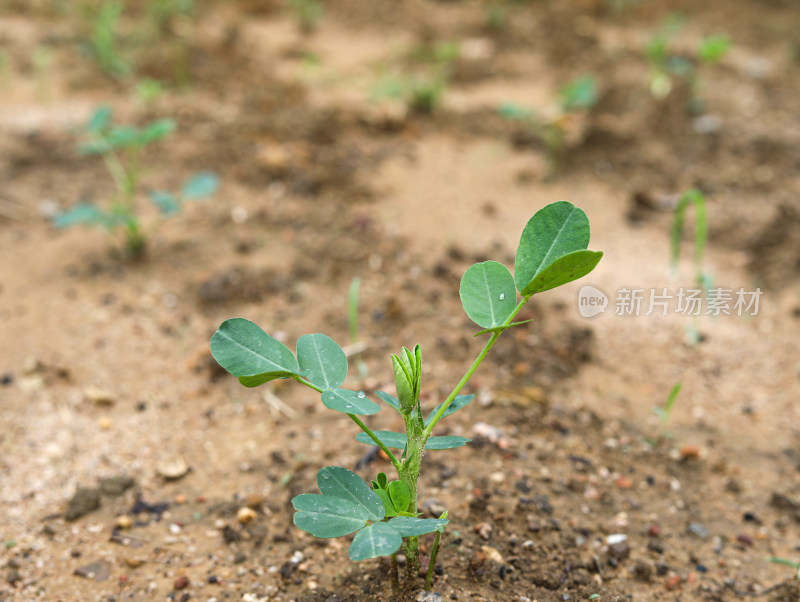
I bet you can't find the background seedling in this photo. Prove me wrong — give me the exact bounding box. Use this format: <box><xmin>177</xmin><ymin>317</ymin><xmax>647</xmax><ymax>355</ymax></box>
<box><xmin>646</xmin><ymin>15</ymin><xmax>731</xmax><ymax>111</ymax></box>
<box><xmin>54</xmin><ymin>106</ymin><xmax>219</xmax><ymax>258</ymax></box>
<box><xmin>653</xmin><ymin>383</ymin><xmax>682</xmax><ymax>441</ymax></box>
<box><xmin>768</xmin><ymin>557</ymin><xmax>800</xmax><ymax>580</ymax></box>
<box><xmin>348</xmin><ymin>276</ymin><xmax>369</xmax><ymax>380</ymax></box>
<box><xmin>85</xmin><ymin>0</ymin><xmax>131</xmax><ymax>78</ymax></box>
<box><xmin>210</xmin><ymin>201</ymin><xmax>602</xmax><ymax>592</ymax></box>
<box><xmin>671</xmin><ymin>189</ymin><xmax>710</xmax><ymax>344</ymax></box>
<box><xmin>499</xmin><ymin>74</ymin><xmax>597</xmax><ymax>175</ymax></box>
<box><xmin>287</xmin><ymin>0</ymin><xmax>323</xmax><ymax>34</ymax></box>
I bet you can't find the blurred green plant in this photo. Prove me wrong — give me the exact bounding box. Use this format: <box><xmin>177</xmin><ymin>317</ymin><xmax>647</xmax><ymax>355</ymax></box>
<box><xmin>54</xmin><ymin>106</ymin><xmax>219</xmax><ymax>257</ymax></box>
<box><xmin>646</xmin><ymin>15</ymin><xmax>730</xmax><ymax>110</ymax></box>
<box><xmin>287</xmin><ymin>0</ymin><xmax>323</xmax><ymax>34</ymax></box>
<box><xmin>768</xmin><ymin>557</ymin><xmax>800</xmax><ymax>581</ymax></box>
<box><xmin>86</xmin><ymin>0</ymin><xmax>131</xmax><ymax>78</ymax></box>
<box><xmin>135</xmin><ymin>78</ymin><xmax>165</xmax><ymax>109</ymax></box>
<box><xmin>498</xmin><ymin>75</ymin><xmax>598</xmax><ymax>174</ymax></box>
<box><xmin>653</xmin><ymin>383</ymin><xmax>682</xmax><ymax>440</ymax></box>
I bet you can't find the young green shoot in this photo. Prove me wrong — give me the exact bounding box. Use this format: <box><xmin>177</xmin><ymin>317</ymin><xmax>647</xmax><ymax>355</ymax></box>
<box><xmin>671</xmin><ymin>189</ymin><xmax>711</xmax><ymax>344</ymax></box>
<box><xmin>348</xmin><ymin>276</ymin><xmax>369</xmax><ymax>380</ymax></box>
<box><xmin>54</xmin><ymin>106</ymin><xmax>219</xmax><ymax>258</ymax></box>
<box><xmin>498</xmin><ymin>75</ymin><xmax>597</xmax><ymax>175</ymax></box>
<box><xmin>653</xmin><ymin>383</ymin><xmax>682</xmax><ymax>441</ymax></box>
<box><xmin>209</xmin><ymin>201</ymin><xmax>603</xmax><ymax>592</ymax></box>
<box><xmin>768</xmin><ymin>557</ymin><xmax>800</xmax><ymax>581</ymax></box>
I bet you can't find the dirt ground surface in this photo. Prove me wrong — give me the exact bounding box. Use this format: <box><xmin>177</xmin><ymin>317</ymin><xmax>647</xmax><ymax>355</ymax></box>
<box><xmin>2</xmin><ymin>1</ymin><xmax>800</xmax><ymax>600</ymax></box>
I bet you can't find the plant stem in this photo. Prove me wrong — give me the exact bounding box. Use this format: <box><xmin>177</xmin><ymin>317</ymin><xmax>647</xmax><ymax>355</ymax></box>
<box><xmin>423</xmin><ymin>298</ymin><xmax>528</xmax><ymax>438</ymax></box>
<box><xmin>390</xmin><ymin>553</ymin><xmax>399</xmax><ymax>594</ymax></box>
<box><xmin>425</xmin><ymin>528</ymin><xmax>443</xmax><ymax>591</ymax></box>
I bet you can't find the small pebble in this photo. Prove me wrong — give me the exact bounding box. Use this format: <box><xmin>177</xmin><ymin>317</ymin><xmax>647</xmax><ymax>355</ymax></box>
<box><xmin>687</xmin><ymin>522</ymin><xmax>709</xmax><ymax>540</ymax></box>
<box><xmin>648</xmin><ymin>524</ymin><xmax>661</xmax><ymax>537</ymax></box>
<box><xmin>474</xmin><ymin>522</ymin><xmax>493</xmax><ymax>540</ymax></box>
<box><xmin>114</xmin><ymin>515</ymin><xmax>132</xmax><ymax>529</ymax></box>
<box><xmin>481</xmin><ymin>545</ymin><xmax>503</xmax><ymax>564</ymax></box>
<box><xmin>237</xmin><ymin>507</ymin><xmax>257</xmax><ymax>525</ymax></box>
<box><xmin>157</xmin><ymin>456</ymin><xmax>190</xmax><ymax>481</ymax></box>
<box><xmin>736</xmin><ymin>533</ymin><xmax>754</xmax><ymax>547</ymax></box>
<box><xmin>65</xmin><ymin>487</ymin><xmax>101</xmax><ymax>521</ymax></box>
<box><xmin>84</xmin><ymin>385</ymin><xmax>116</xmax><ymax>406</ymax></box>
<box><xmin>173</xmin><ymin>575</ymin><xmax>189</xmax><ymax>590</ymax></box>
<box><xmin>679</xmin><ymin>444</ymin><xmax>701</xmax><ymax>460</ymax></box>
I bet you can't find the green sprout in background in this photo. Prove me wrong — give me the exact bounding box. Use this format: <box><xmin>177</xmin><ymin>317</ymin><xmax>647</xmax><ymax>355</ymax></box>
<box><xmin>768</xmin><ymin>557</ymin><xmax>800</xmax><ymax>581</ymax></box>
<box><xmin>646</xmin><ymin>14</ymin><xmax>730</xmax><ymax>111</ymax></box>
<box><xmin>671</xmin><ymin>189</ymin><xmax>711</xmax><ymax>345</ymax></box>
<box><xmin>287</xmin><ymin>0</ymin><xmax>324</xmax><ymax>34</ymax></box>
<box><xmin>653</xmin><ymin>382</ymin><xmax>682</xmax><ymax>441</ymax></box>
<box><xmin>54</xmin><ymin>106</ymin><xmax>219</xmax><ymax>258</ymax></box>
<box><xmin>499</xmin><ymin>74</ymin><xmax>598</xmax><ymax>175</ymax></box>
<box><xmin>85</xmin><ymin>0</ymin><xmax>131</xmax><ymax>78</ymax></box>
<box><xmin>209</xmin><ymin>201</ymin><xmax>603</xmax><ymax>593</ymax></box>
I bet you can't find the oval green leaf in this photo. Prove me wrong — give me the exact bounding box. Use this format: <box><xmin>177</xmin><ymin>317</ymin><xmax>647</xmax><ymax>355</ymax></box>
<box><xmin>321</xmin><ymin>389</ymin><xmax>380</xmax><ymax>415</ymax></box>
<box><xmin>425</xmin><ymin>436</ymin><xmax>471</xmax><ymax>450</ymax></box>
<box><xmin>316</xmin><ymin>466</ymin><xmax>384</xmax><ymax>523</ymax></box>
<box><xmin>292</xmin><ymin>494</ymin><xmax>369</xmax><ymax>538</ymax></box>
<box><xmin>297</xmin><ymin>334</ymin><xmax>348</xmax><ymax>390</ymax></box>
<box><xmin>387</xmin><ymin>516</ymin><xmax>449</xmax><ymax>537</ymax></box>
<box><xmin>375</xmin><ymin>390</ymin><xmax>401</xmax><ymax>413</ymax></box>
<box><xmin>460</xmin><ymin>261</ymin><xmax>517</xmax><ymax>328</ymax></box>
<box><xmin>387</xmin><ymin>481</ymin><xmax>410</xmax><ymax>514</ymax></box>
<box><xmin>523</xmin><ymin>249</ymin><xmax>603</xmax><ymax>295</ymax></box>
<box><xmin>515</xmin><ymin>201</ymin><xmax>590</xmax><ymax>296</ymax></box>
<box><xmin>349</xmin><ymin>522</ymin><xmax>403</xmax><ymax>561</ymax></box>
<box><xmin>375</xmin><ymin>488</ymin><xmax>397</xmax><ymax>517</ymax></box>
<box><xmin>148</xmin><ymin>191</ymin><xmax>180</xmax><ymax>216</ymax></box>
<box><xmin>424</xmin><ymin>394</ymin><xmax>474</xmax><ymax>427</ymax></box>
<box><xmin>210</xmin><ymin>318</ymin><xmax>300</xmax><ymax>386</ymax></box>
<box><xmin>182</xmin><ymin>172</ymin><xmax>220</xmax><ymax>199</ymax></box>
<box><xmin>355</xmin><ymin>430</ymin><xmax>408</xmax><ymax>450</ymax></box>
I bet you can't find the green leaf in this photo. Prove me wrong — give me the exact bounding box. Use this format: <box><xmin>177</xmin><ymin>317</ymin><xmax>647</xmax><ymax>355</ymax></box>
<box><xmin>78</xmin><ymin>139</ymin><xmax>113</xmax><ymax>155</ymax></box>
<box><xmin>316</xmin><ymin>466</ymin><xmax>384</xmax><ymax>523</ymax></box>
<box><xmin>424</xmin><ymin>395</ymin><xmax>474</xmax><ymax>427</ymax></box>
<box><xmin>388</xmin><ymin>481</ymin><xmax>410</xmax><ymax>514</ymax></box>
<box><xmin>559</xmin><ymin>75</ymin><xmax>597</xmax><ymax>112</ymax></box>
<box><xmin>355</xmin><ymin>430</ymin><xmax>408</xmax><ymax>450</ymax></box>
<box><xmin>53</xmin><ymin>203</ymin><xmax>120</xmax><ymax>229</ymax></box>
<box><xmin>210</xmin><ymin>318</ymin><xmax>300</xmax><ymax>386</ymax></box>
<box><xmin>321</xmin><ymin>389</ymin><xmax>380</xmax><ymax>415</ymax></box>
<box><xmin>355</xmin><ymin>431</ymin><xmax>470</xmax><ymax>451</ymax></box>
<box><xmin>181</xmin><ymin>171</ymin><xmax>220</xmax><ymax>199</ymax></box>
<box><xmin>522</xmin><ymin>249</ymin><xmax>603</xmax><ymax>295</ymax></box>
<box><xmin>374</xmin><ymin>489</ymin><xmax>397</xmax><ymax>518</ymax></box>
<box><xmin>137</xmin><ymin>118</ymin><xmax>175</xmax><ymax>145</ymax></box>
<box><xmin>349</xmin><ymin>522</ymin><xmax>403</xmax><ymax>561</ymax></box>
<box><xmin>459</xmin><ymin>261</ymin><xmax>517</xmax><ymax>328</ymax></box>
<box><xmin>87</xmin><ymin>106</ymin><xmax>112</xmax><ymax>133</ymax></box>
<box><xmin>148</xmin><ymin>190</ymin><xmax>180</xmax><ymax>216</ymax></box>
<box><xmin>292</xmin><ymin>494</ymin><xmax>369</xmax><ymax>538</ymax></box>
<box><xmin>515</xmin><ymin>201</ymin><xmax>591</xmax><ymax>297</ymax></box>
<box><xmin>425</xmin><ymin>436</ymin><xmax>471</xmax><ymax>450</ymax></box>
<box><xmin>106</xmin><ymin>125</ymin><xmax>140</xmax><ymax>149</ymax></box>
<box><xmin>387</xmin><ymin>516</ymin><xmax>449</xmax><ymax>537</ymax></box>
<box><xmin>375</xmin><ymin>390</ymin><xmax>401</xmax><ymax>413</ymax></box>
<box><xmin>297</xmin><ymin>334</ymin><xmax>348</xmax><ymax>390</ymax></box>
<box><xmin>375</xmin><ymin>473</ymin><xmax>388</xmax><ymax>490</ymax></box>
<box><xmin>473</xmin><ymin>320</ymin><xmax>533</xmax><ymax>337</ymax></box>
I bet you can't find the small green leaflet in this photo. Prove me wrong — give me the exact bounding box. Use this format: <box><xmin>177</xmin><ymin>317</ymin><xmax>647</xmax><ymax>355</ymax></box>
<box><xmin>459</xmin><ymin>261</ymin><xmax>517</xmax><ymax>329</ymax></box>
<box><xmin>148</xmin><ymin>191</ymin><xmax>180</xmax><ymax>216</ymax></box>
<box><xmin>514</xmin><ymin>201</ymin><xmax>601</xmax><ymax>297</ymax></box>
<box><xmin>210</xmin><ymin>318</ymin><xmax>301</xmax><ymax>386</ymax></box>
<box><xmin>424</xmin><ymin>394</ymin><xmax>474</xmax><ymax>427</ymax></box>
<box><xmin>321</xmin><ymin>389</ymin><xmax>380</xmax><ymax>415</ymax></box>
<box><xmin>182</xmin><ymin>172</ymin><xmax>220</xmax><ymax>199</ymax></box>
<box><xmin>355</xmin><ymin>431</ymin><xmax>471</xmax><ymax>450</ymax></box>
<box><xmin>349</xmin><ymin>522</ymin><xmax>402</xmax><ymax>561</ymax></box>
<box><xmin>292</xmin><ymin>494</ymin><xmax>369</xmax><ymax>538</ymax></box>
<box><xmin>387</xmin><ymin>516</ymin><xmax>448</xmax><ymax>537</ymax></box>
<box><xmin>297</xmin><ymin>333</ymin><xmax>348</xmax><ymax>390</ymax></box>
<box><xmin>316</xmin><ymin>466</ymin><xmax>384</xmax><ymax>522</ymax></box>
<box><xmin>375</xmin><ymin>391</ymin><xmax>401</xmax><ymax>413</ymax></box>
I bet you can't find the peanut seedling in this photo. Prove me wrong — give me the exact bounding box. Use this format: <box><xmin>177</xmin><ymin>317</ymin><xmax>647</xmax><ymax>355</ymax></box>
<box><xmin>210</xmin><ymin>201</ymin><xmax>602</xmax><ymax>591</ymax></box>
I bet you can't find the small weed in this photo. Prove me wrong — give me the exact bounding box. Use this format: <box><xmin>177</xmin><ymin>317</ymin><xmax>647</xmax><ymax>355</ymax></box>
<box><xmin>54</xmin><ymin>106</ymin><xmax>219</xmax><ymax>258</ymax></box>
<box><xmin>671</xmin><ymin>189</ymin><xmax>711</xmax><ymax>344</ymax></box>
<box><xmin>768</xmin><ymin>557</ymin><xmax>800</xmax><ymax>580</ymax></box>
<box><xmin>499</xmin><ymin>75</ymin><xmax>597</xmax><ymax>175</ymax></box>
<box><xmin>210</xmin><ymin>201</ymin><xmax>602</xmax><ymax>591</ymax></box>
<box><xmin>85</xmin><ymin>0</ymin><xmax>131</xmax><ymax>78</ymax></box>
<box><xmin>653</xmin><ymin>383</ymin><xmax>682</xmax><ymax>440</ymax></box>
<box><xmin>287</xmin><ymin>0</ymin><xmax>323</xmax><ymax>34</ymax></box>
